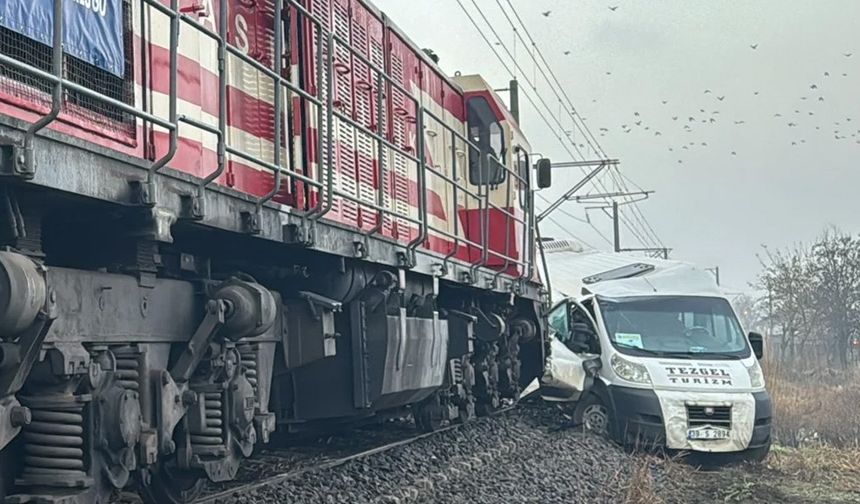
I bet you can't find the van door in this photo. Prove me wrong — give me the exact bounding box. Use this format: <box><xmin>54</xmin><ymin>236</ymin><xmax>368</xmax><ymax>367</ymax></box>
<box><xmin>541</xmin><ymin>299</ymin><xmax>602</xmax><ymax>401</ymax></box>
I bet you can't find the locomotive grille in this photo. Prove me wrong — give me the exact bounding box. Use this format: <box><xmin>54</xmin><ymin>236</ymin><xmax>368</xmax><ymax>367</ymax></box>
<box><xmin>0</xmin><ymin>0</ymin><xmax>135</xmax><ymax>139</ymax></box>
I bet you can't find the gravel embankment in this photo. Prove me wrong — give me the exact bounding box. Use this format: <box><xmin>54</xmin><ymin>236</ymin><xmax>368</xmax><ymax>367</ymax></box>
<box><xmin>217</xmin><ymin>399</ymin><xmax>688</xmax><ymax>504</ymax></box>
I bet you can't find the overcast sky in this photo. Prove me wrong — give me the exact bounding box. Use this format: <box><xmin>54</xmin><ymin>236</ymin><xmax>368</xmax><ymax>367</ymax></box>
<box><xmin>372</xmin><ymin>0</ymin><xmax>860</xmax><ymax>292</ymax></box>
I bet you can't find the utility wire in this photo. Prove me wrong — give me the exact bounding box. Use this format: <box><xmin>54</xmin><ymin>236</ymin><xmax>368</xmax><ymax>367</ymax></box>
<box><xmin>500</xmin><ymin>0</ymin><xmax>665</xmax><ymax>248</ymax></box>
<box><xmin>457</xmin><ymin>0</ymin><xmax>656</xmax><ymax>248</ymax></box>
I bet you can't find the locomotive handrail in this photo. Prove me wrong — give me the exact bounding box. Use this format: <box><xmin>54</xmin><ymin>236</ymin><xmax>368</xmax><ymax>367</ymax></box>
<box><xmin>145</xmin><ymin>0</ymin><xmax>180</xmax><ymax>183</ymax></box>
<box><xmin>0</xmin><ymin>0</ymin><xmax>535</xmax><ymax>285</ymax></box>
<box><xmin>256</xmin><ymin>0</ymin><xmax>286</xmax><ymax>212</ymax></box>
<box><xmin>0</xmin><ymin>57</ymin><xmax>174</xmax><ymax>132</ymax></box>
<box><xmin>22</xmin><ymin>0</ymin><xmax>63</xmax><ymax>177</ymax></box>
<box><xmin>406</xmin><ymin>107</ymin><xmax>429</xmax><ymax>255</ymax></box>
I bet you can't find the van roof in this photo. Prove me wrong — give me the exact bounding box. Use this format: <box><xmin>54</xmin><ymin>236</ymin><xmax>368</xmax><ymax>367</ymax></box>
<box><xmin>543</xmin><ymin>241</ymin><xmax>723</xmax><ymax>301</ymax></box>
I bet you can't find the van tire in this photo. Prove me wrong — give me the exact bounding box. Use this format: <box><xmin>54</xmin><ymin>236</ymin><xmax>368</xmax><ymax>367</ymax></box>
<box><xmin>575</xmin><ymin>393</ymin><xmax>612</xmax><ymax>436</ymax></box>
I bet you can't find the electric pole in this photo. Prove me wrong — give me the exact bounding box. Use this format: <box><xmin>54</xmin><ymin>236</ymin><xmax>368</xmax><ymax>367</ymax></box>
<box><xmin>706</xmin><ymin>266</ymin><xmax>721</xmax><ymax>286</ymax></box>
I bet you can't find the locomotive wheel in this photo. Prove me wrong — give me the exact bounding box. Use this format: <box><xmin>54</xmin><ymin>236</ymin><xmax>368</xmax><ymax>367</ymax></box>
<box><xmin>475</xmin><ymin>392</ymin><xmax>500</xmax><ymax>417</ymax></box>
<box><xmin>414</xmin><ymin>393</ymin><xmax>445</xmax><ymax>432</ymax></box>
<box><xmin>138</xmin><ymin>462</ymin><xmax>204</xmax><ymax>504</ymax></box>
<box><xmin>456</xmin><ymin>396</ymin><xmax>475</xmax><ymax>424</ymax></box>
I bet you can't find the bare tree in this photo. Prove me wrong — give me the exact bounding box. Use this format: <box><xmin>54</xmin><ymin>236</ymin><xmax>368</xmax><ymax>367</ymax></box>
<box><xmin>756</xmin><ymin>228</ymin><xmax>860</xmax><ymax>369</ymax></box>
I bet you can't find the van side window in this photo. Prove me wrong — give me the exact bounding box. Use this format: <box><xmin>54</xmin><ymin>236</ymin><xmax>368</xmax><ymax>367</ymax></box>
<box><xmin>548</xmin><ymin>303</ymin><xmax>571</xmax><ymax>343</ymax></box>
<box><xmin>467</xmin><ymin>96</ymin><xmax>506</xmax><ymax>185</ymax></box>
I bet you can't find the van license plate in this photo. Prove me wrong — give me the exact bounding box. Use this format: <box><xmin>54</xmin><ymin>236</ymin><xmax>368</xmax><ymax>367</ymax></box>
<box><xmin>687</xmin><ymin>426</ymin><xmax>730</xmax><ymax>440</ymax></box>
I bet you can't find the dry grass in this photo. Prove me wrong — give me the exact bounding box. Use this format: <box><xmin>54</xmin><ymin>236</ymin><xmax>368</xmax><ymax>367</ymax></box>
<box><xmin>765</xmin><ymin>362</ymin><xmax>860</xmax><ymax>448</ymax></box>
<box><xmin>620</xmin><ymin>456</ymin><xmax>664</xmax><ymax>504</ymax></box>
<box><xmin>767</xmin><ymin>445</ymin><xmax>860</xmax><ymax>493</ymax></box>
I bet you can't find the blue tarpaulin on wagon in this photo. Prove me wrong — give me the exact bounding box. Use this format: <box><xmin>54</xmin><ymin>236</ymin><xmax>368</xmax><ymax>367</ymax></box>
<box><xmin>0</xmin><ymin>0</ymin><xmax>125</xmax><ymax>77</ymax></box>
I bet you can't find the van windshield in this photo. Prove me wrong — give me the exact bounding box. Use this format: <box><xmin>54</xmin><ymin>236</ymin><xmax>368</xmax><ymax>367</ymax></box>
<box><xmin>598</xmin><ymin>296</ymin><xmax>751</xmax><ymax>359</ymax></box>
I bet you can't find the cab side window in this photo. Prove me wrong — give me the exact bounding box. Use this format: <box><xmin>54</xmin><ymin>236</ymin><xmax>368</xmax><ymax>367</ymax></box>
<box><xmin>467</xmin><ymin>96</ymin><xmax>506</xmax><ymax>185</ymax></box>
<box><xmin>549</xmin><ymin>302</ymin><xmax>601</xmax><ymax>354</ymax></box>
<box><xmin>548</xmin><ymin>303</ymin><xmax>571</xmax><ymax>344</ymax></box>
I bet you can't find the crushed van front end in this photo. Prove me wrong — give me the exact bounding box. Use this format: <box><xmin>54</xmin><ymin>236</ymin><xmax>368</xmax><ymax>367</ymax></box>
<box><xmin>604</xmin><ymin>384</ymin><xmax>772</xmax><ymax>456</ymax></box>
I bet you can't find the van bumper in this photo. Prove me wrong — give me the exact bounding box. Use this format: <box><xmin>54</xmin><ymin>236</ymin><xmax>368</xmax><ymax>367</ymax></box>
<box><xmin>748</xmin><ymin>391</ymin><xmax>773</xmax><ymax>449</ymax></box>
<box><xmin>605</xmin><ymin>385</ymin><xmax>666</xmax><ymax>447</ymax></box>
<box><xmin>605</xmin><ymin>386</ymin><xmax>773</xmax><ymax>451</ymax></box>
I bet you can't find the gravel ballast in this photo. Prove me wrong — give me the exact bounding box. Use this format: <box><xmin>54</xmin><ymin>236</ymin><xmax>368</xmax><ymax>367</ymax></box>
<box><xmin>214</xmin><ymin>399</ymin><xmax>690</xmax><ymax>504</ymax></box>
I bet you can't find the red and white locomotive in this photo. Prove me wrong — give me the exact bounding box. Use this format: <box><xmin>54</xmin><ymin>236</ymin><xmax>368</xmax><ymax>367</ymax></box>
<box><xmin>0</xmin><ymin>0</ymin><xmax>551</xmax><ymax>502</ymax></box>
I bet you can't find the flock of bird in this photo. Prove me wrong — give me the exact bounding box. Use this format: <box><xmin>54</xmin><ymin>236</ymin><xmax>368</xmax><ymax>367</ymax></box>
<box><xmin>539</xmin><ymin>6</ymin><xmax>857</xmax><ymax>164</ymax></box>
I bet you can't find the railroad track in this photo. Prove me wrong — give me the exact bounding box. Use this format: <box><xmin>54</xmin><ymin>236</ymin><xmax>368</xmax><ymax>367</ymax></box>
<box><xmin>195</xmin><ymin>406</ymin><xmax>516</xmax><ymax>503</ymax></box>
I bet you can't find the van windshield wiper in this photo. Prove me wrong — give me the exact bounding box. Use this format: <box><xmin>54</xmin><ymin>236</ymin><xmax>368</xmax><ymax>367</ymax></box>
<box><xmin>660</xmin><ymin>350</ymin><xmax>744</xmax><ymax>360</ymax></box>
<box><xmin>613</xmin><ymin>343</ymin><xmax>668</xmax><ymax>356</ymax></box>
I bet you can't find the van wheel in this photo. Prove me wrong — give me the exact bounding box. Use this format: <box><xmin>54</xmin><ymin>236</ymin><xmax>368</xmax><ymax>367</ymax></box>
<box><xmin>576</xmin><ymin>394</ymin><xmax>611</xmax><ymax>436</ymax></box>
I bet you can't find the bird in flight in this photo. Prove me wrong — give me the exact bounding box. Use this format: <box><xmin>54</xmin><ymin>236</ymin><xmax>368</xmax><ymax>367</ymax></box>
<box><xmin>819</xmin><ymin>97</ymin><xmax>825</xmax><ymax>102</ymax></box>
<box><xmin>825</xmin><ymin>72</ymin><xmax>830</xmax><ymax>77</ymax></box>
<box><xmin>845</xmin><ymin>53</ymin><xmax>853</xmax><ymax>57</ymax></box>
<box><xmin>606</xmin><ymin>71</ymin><xmax>612</xmax><ymax>75</ymax></box>
<box><xmin>810</xmin><ymin>84</ymin><xmax>818</xmax><ymax>89</ymax></box>
<box><xmin>754</xmin><ymin>91</ymin><xmax>760</xmax><ymax>96</ymax></box>
<box><xmin>655</xmin><ymin>131</ymin><xmax>662</xmax><ymax>136</ymax></box>
<box><xmin>775</xmin><ymin>113</ymin><xmax>783</xmax><ymax>117</ymax></box>
<box><xmin>750</xmin><ymin>44</ymin><xmax>759</xmax><ymax>50</ymax></box>
<box><xmin>704</xmin><ymin>89</ymin><xmax>712</xmax><ymax>94</ymax></box>
<box><xmin>564</xmin><ymin>50</ymin><xmax>571</xmax><ymax>56</ymax></box>
<box><xmin>672</xmin><ymin>116</ymin><xmax>678</xmax><ymax>121</ymax></box>
<box><xmin>662</xmin><ymin>100</ymin><xmax>668</xmax><ymax>105</ymax></box>
<box><xmin>801</xmin><ymin>96</ymin><xmax>808</xmax><ymax>100</ymax></box>
<box><xmin>731</xmin><ymin>151</ymin><xmax>737</xmax><ymax>156</ymax></box>
<box><xmin>542</xmin><ymin>10</ymin><xmax>552</xmax><ymax>17</ymax></box>
<box><xmin>609</xmin><ymin>6</ymin><xmax>619</xmax><ymax>11</ymax></box>
<box><xmin>635</xmin><ymin>120</ymin><xmax>643</xmax><ymax>126</ymax></box>
<box><xmin>717</xmin><ymin>96</ymin><xmax>726</xmax><ymax>101</ymax></box>
<box><xmin>634</xmin><ymin>111</ymin><xmax>640</xmax><ymax>117</ymax></box>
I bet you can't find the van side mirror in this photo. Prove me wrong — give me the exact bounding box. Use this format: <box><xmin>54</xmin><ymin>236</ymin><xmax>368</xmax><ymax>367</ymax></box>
<box><xmin>582</xmin><ymin>357</ymin><xmax>602</xmax><ymax>378</ymax></box>
<box><xmin>536</xmin><ymin>158</ymin><xmax>552</xmax><ymax>189</ymax></box>
<box><xmin>748</xmin><ymin>332</ymin><xmax>764</xmax><ymax>360</ymax></box>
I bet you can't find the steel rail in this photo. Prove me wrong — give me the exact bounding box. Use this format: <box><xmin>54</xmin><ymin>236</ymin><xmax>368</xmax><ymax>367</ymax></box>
<box><xmin>193</xmin><ymin>406</ymin><xmax>515</xmax><ymax>504</ymax></box>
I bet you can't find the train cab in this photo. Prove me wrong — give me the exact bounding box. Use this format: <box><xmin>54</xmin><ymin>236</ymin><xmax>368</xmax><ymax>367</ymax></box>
<box><xmin>453</xmin><ymin>74</ymin><xmax>534</xmax><ymax>277</ymax></box>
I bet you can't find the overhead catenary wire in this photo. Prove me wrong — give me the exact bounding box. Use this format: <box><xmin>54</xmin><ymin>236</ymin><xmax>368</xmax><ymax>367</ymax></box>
<box><xmin>498</xmin><ymin>0</ymin><xmax>665</xmax><ymax>249</ymax></box>
<box><xmin>465</xmin><ymin>0</ymin><xmax>660</xmax><ymax>249</ymax></box>
<box><xmin>456</xmin><ymin>0</ymin><xmax>660</xmax><ymax>248</ymax></box>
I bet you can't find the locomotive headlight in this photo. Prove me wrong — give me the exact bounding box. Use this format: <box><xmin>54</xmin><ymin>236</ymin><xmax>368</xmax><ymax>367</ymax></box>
<box><xmin>610</xmin><ymin>354</ymin><xmax>652</xmax><ymax>385</ymax></box>
<box><xmin>746</xmin><ymin>360</ymin><xmax>766</xmax><ymax>390</ymax></box>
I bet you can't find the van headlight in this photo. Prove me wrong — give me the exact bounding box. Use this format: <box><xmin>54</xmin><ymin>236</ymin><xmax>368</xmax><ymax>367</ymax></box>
<box><xmin>746</xmin><ymin>360</ymin><xmax>765</xmax><ymax>389</ymax></box>
<box><xmin>610</xmin><ymin>354</ymin><xmax>652</xmax><ymax>385</ymax></box>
